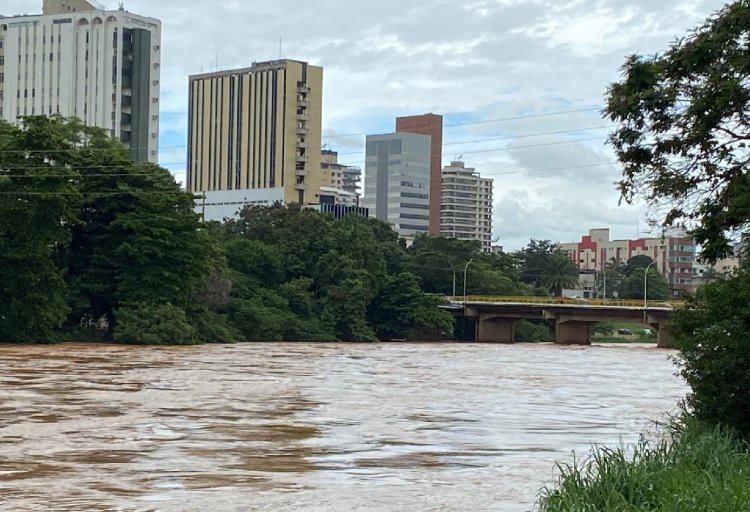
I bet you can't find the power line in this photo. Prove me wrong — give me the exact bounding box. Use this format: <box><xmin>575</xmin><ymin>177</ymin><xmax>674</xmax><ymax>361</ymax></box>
<box><xmin>0</xmin><ymin>106</ymin><xmax>606</xmax><ymax>154</ymax></box>
<box><xmin>330</xmin><ymin>124</ymin><xmax>614</xmax><ymax>156</ymax></box>
<box><xmin>1</xmin><ymin>134</ymin><xmax>611</xmax><ymax>175</ymax></box>
<box><xmin>0</xmin><ymin>162</ymin><xmax>185</xmax><ymax>171</ymax></box>
<box><xmin>0</xmin><ymin>160</ymin><xmax>619</xmax><ymax>181</ymax></box>
<box><xmin>321</xmin><ymin>106</ymin><xmax>605</xmax><ymax>139</ymax></box>
<box><xmin>0</xmin><ymin>119</ymin><xmax>612</xmax><ymax>157</ymax></box>
<box><xmin>335</xmin><ymin>136</ymin><xmax>609</xmax><ymax>167</ymax></box>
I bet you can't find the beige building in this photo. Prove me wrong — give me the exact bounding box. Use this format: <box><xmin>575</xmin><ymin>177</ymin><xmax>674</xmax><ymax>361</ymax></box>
<box><xmin>187</xmin><ymin>59</ymin><xmax>323</xmax><ymax>205</ymax></box>
<box><xmin>440</xmin><ymin>161</ymin><xmax>493</xmax><ymax>252</ymax></box>
<box><xmin>0</xmin><ymin>0</ymin><xmax>161</xmax><ymax>162</ymax></box>
<box><xmin>320</xmin><ymin>149</ymin><xmax>361</xmax><ymax>206</ymax></box>
<box><xmin>559</xmin><ymin>228</ymin><xmax>696</xmax><ymax>297</ymax></box>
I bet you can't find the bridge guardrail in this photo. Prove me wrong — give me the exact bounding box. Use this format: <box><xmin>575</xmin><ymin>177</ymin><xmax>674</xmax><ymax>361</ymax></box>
<box><xmin>448</xmin><ymin>295</ymin><xmax>684</xmax><ymax>309</ymax></box>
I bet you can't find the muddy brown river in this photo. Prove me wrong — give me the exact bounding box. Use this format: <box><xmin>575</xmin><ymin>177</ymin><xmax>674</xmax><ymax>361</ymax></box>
<box><xmin>0</xmin><ymin>342</ymin><xmax>686</xmax><ymax>511</ymax></box>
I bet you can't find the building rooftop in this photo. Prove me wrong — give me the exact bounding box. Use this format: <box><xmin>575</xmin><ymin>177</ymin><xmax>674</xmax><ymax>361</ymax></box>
<box><xmin>189</xmin><ymin>59</ymin><xmax>316</xmax><ymax>81</ymax></box>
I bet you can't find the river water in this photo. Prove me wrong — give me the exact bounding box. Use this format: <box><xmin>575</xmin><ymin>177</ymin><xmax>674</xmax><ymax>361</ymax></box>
<box><xmin>0</xmin><ymin>342</ymin><xmax>686</xmax><ymax>511</ymax></box>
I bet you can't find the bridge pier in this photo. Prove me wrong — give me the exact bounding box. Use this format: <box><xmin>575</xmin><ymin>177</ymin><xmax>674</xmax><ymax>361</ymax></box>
<box><xmin>476</xmin><ymin>315</ymin><xmax>515</xmax><ymax>343</ymax></box>
<box><xmin>652</xmin><ymin>323</ymin><xmax>676</xmax><ymax>349</ymax></box>
<box><xmin>554</xmin><ymin>320</ymin><xmax>592</xmax><ymax>345</ymax></box>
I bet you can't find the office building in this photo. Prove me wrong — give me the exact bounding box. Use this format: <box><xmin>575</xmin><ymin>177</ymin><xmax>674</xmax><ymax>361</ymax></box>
<box><xmin>0</xmin><ymin>0</ymin><xmax>161</xmax><ymax>163</ymax></box>
<box><xmin>440</xmin><ymin>160</ymin><xmax>493</xmax><ymax>251</ymax></box>
<box><xmin>395</xmin><ymin>113</ymin><xmax>443</xmax><ymax>235</ymax></box>
<box><xmin>559</xmin><ymin>228</ymin><xmax>696</xmax><ymax>297</ymax></box>
<box><xmin>187</xmin><ymin>59</ymin><xmax>323</xmax><ymax>206</ymax></box>
<box><xmin>364</xmin><ymin>132</ymin><xmax>431</xmax><ymax>241</ymax></box>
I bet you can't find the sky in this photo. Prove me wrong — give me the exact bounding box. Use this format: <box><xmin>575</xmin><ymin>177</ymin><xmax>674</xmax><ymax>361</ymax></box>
<box><xmin>3</xmin><ymin>0</ymin><xmax>731</xmax><ymax>250</ymax></box>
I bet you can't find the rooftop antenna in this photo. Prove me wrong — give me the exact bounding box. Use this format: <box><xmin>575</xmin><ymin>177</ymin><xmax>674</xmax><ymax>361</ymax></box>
<box><xmin>118</xmin><ymin>2</ymin><xmax>124</xmax><ymax>10</ymax></box>
<box><xmin>279</xmin><ymin>37</ymin><xmax>282</xmax><ymax>59</ymax></box>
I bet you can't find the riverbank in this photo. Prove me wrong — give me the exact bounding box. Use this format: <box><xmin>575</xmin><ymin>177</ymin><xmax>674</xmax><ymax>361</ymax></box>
<box><xmin>538</xmin><ymin>416</ymin><xmax>750</xmax><ymax>511</ymax></box>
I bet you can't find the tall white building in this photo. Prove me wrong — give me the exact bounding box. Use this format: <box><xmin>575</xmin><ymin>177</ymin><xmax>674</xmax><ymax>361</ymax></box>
<box><xmin>440</xmin><ymin>160</ymin><xmax>493</xmax><ymax>252</ymax></box>
<box><xmin>0</xmin><ymin>0</ymin><xmax>161</xmax><ymax>162</ymax></box>
<box><xmin>364</xmin><ymin>132</ymin><xmax>431</xmax><ymax>241</ymax></box>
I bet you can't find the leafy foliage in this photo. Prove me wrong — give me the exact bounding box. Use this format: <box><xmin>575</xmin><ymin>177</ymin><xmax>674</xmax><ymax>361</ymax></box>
<box><xmin>604</xmin><ymin>1</ymin><xmax>750</xmax><ymax>260</ymax></box>
<box><xmin>674</xmin><ymin>260</ymin><xmax>750</xmax><ymax>439</ymax></box>
<box><xmin>540</xmin><ymin>253</ymin><xmax>580</xmax><ymax>297</ymax></box>
<box><xmin>619</xmin><ymin>267</ymin><xmax>670</xmax><ymax>300</ymax></box>
<box><xmin>0</xmin><ymin>117</ymin><xmax>81</xmax><ymax>341</ymax></box>
<box><xmin>623</xmin><ymin>255</ymin><xmax>654</xmax><ymax>277</ymax></box>
<box><xmin>516</xmin><ymin>239</ymin><xmax>559</xmax><ymax>288</ymax></box>
<box><xmin>114</xmin><ymin>302</ymin><xmax>198</xmax><ymax>345</ymax></box>
<box><xmin>515</xmin><ymin>320</ymin><xmax>552</xmax><ymax>342</ymax></box>
<box><xmin>368</xmin><ymin>272</ymin><xmax>454</xmax><ymax>340</ymax></box>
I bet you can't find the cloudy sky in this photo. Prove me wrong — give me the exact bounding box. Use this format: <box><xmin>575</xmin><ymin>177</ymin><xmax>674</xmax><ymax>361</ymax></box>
<box><xmin>5</xmin><ymin>0</ymin><xmax>730</xmax><ymax>249</ymax></box>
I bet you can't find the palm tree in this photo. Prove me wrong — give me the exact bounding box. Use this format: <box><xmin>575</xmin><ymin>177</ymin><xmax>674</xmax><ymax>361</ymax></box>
<box><xmin>540</xmin><ymin>254</ymin><xmax>580</xmax><ymax>297</ymax></box>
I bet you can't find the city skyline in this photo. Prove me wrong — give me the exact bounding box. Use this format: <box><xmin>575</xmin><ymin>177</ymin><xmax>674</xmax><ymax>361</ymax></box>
<box><xmin>0</xmin><ymin>0</ymin><xmax>730</xmax><ymax>248</ymax></box>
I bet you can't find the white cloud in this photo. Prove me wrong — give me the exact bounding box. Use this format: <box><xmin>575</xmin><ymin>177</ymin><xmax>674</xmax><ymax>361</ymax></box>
<box><xmin>1</xmin><ymin>0</ymin><xmax>730</xmax><ymax>248</ymax></box>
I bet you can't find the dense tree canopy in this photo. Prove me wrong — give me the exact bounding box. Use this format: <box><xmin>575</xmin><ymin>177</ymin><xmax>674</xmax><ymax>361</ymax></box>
<box><xmin>675</xmin><ymin>260</ymin><xmax>750</xmax><ymax>439</ymax></box>
<box><xmin>604</xmin><ymin>1</ymin><xmax>750</xmax><ymax>260</ymax></box>
<box><xmin>619</xmin><ymin>267</ymin><xmax>670</xmax><ymax>300</ymax></box>
<box><xmin>1</xmin><ymin>116</ymin><xmax>610</xmax><ymax>345</ymax></box>
<box><xmin>0</xmin><ymin>117</ymin><xmax>81</xmax><ymax>341</ymax></box>
<box><xmin>608</xmin><ymin>0</ymin><xmax>750</xmax><ymax>438</ymax></box>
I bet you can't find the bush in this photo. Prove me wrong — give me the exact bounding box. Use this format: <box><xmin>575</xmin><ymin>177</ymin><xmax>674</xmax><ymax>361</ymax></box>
<box><xmin>592</xmin><ymin>322</ymin><xmax>615</xmax><ymax>338</ymax></box>
<box><xmin>539</xmin><ymin>416</ymin><xmax>750</xmax><ymax>511</ymax></box>
<box><xmin>114</xmin><ymin>302</ymin><xmax>198</xmax><ymax>345</ymax></box>
<box><xmin>674</xmin><ymin>260</ymin><xmax>750</xmax><ymax>440</ymax></box>
<box><xmin>188</xmin><ymin>308</ymin><xmax>239</xmax><ymax>343</ymax></box>
<box><xmin>515</xmin><ymin>320</ymin><xmax>552</xmax><ymax>342</ymax></box>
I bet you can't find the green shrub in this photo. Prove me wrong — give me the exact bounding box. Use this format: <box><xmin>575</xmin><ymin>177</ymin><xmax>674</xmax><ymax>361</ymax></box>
<box><xmin>515</xmin><ymin>320</ymin><xmax>552</xmax><ymax>342</ymax></box>
<box><xmin>114</xmin><ymin>302</ymin><xmax>197</xmax><ymax>345</ymax></box>
<box><xmin>674</xmin><ymin>260</ymin><xmax>750</xmax><ymax>440</ymax></box>
<box><xmin>592</xmin><ymin>322</ymin><xmax>615</xmax><ymax>338</ymax></box>
<box><xmin>540</xmin><ymin>416</ymin><xmax>750</xmax><ymax>511</ymax></box>
<box><xmin>188</xmin><ymin>308</ymin><xmax>239</xmax><ymax>343</ymax></box>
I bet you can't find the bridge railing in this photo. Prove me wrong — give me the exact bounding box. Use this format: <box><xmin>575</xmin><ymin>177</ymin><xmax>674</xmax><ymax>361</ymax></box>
<box><xmin>447</xmin><ymin>295</ymin><xmax>684</xmax><ymax>308</ymax></box>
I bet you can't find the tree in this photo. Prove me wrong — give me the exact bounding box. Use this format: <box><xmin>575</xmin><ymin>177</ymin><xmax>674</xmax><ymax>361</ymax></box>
<box><xmin>368</xmin><ymin>272</ymin><xmax>454</xmax><ymax>340</ymax></box>
<box><xmin>57</xmin><ymin>120</ymin><xmax>211</xmax><ymax>341</ymax></box>
<box><xmin>624</xmin><ymin>255</ymin><xmax>654</xmax><ymax>277</ymax></box>
<box><xmin>0</xmin><ymin>117</ymin><xmax>81</xmax><ymax>342</ymax></box>
<box><xmin>540</xmin><ymin>254</ymin><xmax>579</xmax><ymax>297</ymax></box>
<box><xmin>604</xmin><ymin>1</ymin><xmax>750</xmax><ymax>261</ymax></box>
<box><xmin>674</xmin><ymin>260</ymin><xmax>750</xmax><ymax>439</ymax></box>
<box><xmin>619</xmin><ymin>267</ymin><xmax>669</xmax><ymax>300</ymax></box>
<box><xmin>516</xmin><ymin>239</ymin><xmax>559</xmax><ymax>287</ymax></box>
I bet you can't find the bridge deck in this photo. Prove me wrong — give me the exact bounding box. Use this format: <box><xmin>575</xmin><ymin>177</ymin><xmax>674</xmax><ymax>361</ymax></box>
<box><xmin>448</xmin><ymin>296</ymin><xmax>682</xmax><ymax>310</ymax></box>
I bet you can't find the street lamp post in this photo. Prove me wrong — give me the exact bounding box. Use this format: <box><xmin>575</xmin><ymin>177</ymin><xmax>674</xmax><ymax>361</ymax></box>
<box><xmin>644</xmin><ymin>259</ymin><xmax>658</xmax><ymax>309</ymax></box>
<box><xmin>463</xmin><ymin>258</ymin><xmax>475</xmax><ymax>305</ymax></box>
<box><xmin>447</xmin><ymin>261</ymin><xmax>457</xmax><ymax>297</ymax></box>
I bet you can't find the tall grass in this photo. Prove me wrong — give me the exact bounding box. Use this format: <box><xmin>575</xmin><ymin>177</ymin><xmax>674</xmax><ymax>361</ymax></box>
<box><xmin>539</xmin><ymin>416</ymin><xmax>750</xmax><ymax>511</ymax></box>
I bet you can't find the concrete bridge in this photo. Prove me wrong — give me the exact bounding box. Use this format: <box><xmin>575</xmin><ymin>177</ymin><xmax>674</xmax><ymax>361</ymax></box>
<box><xmin>445</xmin><ymin>296</ymin><xmax>679</xmax><ymax>348</ymax></box>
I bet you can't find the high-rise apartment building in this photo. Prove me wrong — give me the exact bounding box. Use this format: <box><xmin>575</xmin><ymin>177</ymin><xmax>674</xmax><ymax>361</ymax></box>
<box><xmin>395</xmin><ymin>113</ymin><xmax>443</xmax><ymax>236</ymax></box>
<box><xmin>0</xmin><ymin>0</ymin><xmax>161</xmax><ymax>163</ymax></box>
<box><xmin>187</xmin><ymin>59</ymin><xmax>323</xmax><ymax>206</ymax></box>
<box><xmin>440</xmin><ymin>160</ymin><xmax>493</xmax><ymax>251</ymax></box>
<box><xmin>364</xmin><ymin>132</ymin><xmax>431</xmax><ymax>241</ymax></box>
<box><xmin>559</xmin><ymin>228</ymin><xmax>696</xmax><ymax>297</ymax></box>
<box><xmin>320</xmin><ymin>149</ymin><xmax>361</xmax><ymax>206</ymax></box>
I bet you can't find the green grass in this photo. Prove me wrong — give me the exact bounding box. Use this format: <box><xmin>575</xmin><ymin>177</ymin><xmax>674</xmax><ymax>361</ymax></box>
<box><xmin>593</xmin><ymin>321</ymin><xmax>657</xmax><ymax>343</ymax></box>
<box><xmin>539</xmin><ymin>416</ymin><xmax>750</xmax><ymax>511</ymax></box>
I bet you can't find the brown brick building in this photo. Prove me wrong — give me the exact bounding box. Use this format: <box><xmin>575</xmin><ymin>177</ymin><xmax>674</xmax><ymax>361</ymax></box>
<box><xmin>395</xmin><ymin>113</ymin><xmax>443</xmax><ymax>235</ymax></box>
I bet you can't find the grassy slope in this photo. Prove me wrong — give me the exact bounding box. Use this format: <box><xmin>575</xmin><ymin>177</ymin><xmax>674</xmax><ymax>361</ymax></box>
<box><xmin>539</xmin><ymin>418</ymin><xmax>750</xmax><ymax>511</ymax></box>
